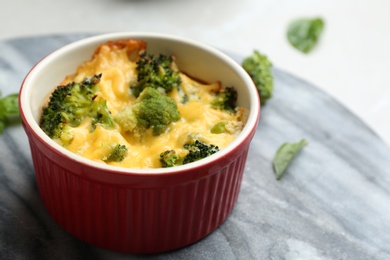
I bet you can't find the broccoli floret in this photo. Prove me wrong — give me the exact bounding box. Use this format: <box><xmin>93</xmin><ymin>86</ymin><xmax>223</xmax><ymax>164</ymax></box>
<box><xmin>210</xmin><ymin>86</ymin><xmax>237</xmax><ymax>111</ymax></box>
<box><xmin>131</xmin><ymin>52</ymin><xmax>182</xmax><ymax>97</ymax></box>
<box><xmin>160</xmin><ymin>150</ymin><xmax>183</xmax><ymax>167</ymax></box>
<box><xmin>115</xmin><ymin>87</ymin><xmax>180</xmax><ymax>137</ymax></box>
<box><xmin>40</xmin><ymin>74</ymin><xmax>115</xmax><ymax>145</ymax></box>
<box><xmin>160</xmin><ymin>140</ymin><xmax>219</xmax><ymax>168</ymax></box>
<box><xmin>0</xmin><ymin>92</ymin><xmax>20</xmax><ymax>134</ymax></box>
<box><xmin>242</xmin><ymin>50</ymin><xmax>274</xmax><ymax>105</ymax></box>
<box><xmin>183</xmin><ymin>140</ymin><xmax>219</xmax><ymax>164</ymax></box>
<box><xmin>104</xmin><ymin>144</ymin><xmax>128</xmax><ymax>163</ymax></box>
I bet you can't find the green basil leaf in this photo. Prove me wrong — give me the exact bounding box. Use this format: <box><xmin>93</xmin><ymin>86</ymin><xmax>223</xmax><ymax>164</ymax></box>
<box><xmin>287</xmin><ymin>17</ymin><xmax>324</xmax><ymax>53</ymax></box>
<box><xmin>273</xmin><ymin>139</ymin><xmax>308</xmax><ymax>180</ymax></box>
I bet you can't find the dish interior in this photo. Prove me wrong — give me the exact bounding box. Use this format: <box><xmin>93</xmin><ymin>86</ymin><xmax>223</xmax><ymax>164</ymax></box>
<box><xmin>21</xmin><ymin>33</ymin><xmax>258</xmax><ymax>172</ymax></box>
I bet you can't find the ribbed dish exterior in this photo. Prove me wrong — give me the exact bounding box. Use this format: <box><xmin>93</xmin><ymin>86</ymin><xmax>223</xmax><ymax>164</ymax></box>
<box><xmin>28</xmin><ymin>138</ymin><xmax>249</xmax><ymax>254</ymax></box>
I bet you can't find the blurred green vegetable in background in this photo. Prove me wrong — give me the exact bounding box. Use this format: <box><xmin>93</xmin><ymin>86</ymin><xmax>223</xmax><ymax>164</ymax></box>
<box><xmin>287</xmin><ymin>17</ymin><xmax>325</xmax><ymax>53</ymax></box>
<box><xmin>0</xmin><ymin>92</ymin><xmax>20</xmax><ymax>134</ymax></box>
<box><xmin>242</xmin><ymin>50</ymin><xmax>274</xmax><ymax>105</ymax></box>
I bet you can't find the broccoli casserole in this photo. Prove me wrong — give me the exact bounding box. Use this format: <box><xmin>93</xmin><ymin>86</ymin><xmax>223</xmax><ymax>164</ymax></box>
<box><xmin>40</xmin><ymin>40</ymin><xmax>247</xmax><ymax>168</ymax></box>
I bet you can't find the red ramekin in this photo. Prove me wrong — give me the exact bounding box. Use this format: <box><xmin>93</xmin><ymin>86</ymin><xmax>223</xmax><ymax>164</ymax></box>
<box><xmin>19</xmin><ymin>32</ymin><xmax>260</xmax><ymax>254</ymax></box>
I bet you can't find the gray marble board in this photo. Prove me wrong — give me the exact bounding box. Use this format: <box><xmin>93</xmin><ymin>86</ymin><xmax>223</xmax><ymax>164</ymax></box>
<box><xmin>0</xmin><ymin>34</ymin><xmax>390</xmax><ymax>260</ymax></box>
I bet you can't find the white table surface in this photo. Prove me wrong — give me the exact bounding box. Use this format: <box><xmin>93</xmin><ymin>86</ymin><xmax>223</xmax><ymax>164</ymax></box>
<box><xmin>1</xmin><ymin>0</ymin><xmax>389</xmax><ymax>147</ymax></box>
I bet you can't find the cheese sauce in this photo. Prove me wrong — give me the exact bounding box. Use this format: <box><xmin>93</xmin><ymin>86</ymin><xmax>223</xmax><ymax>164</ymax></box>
<box><xmin>58</xmin><ymin>40</ymin><xmax>246</xmax><ymax>168</ymax></box>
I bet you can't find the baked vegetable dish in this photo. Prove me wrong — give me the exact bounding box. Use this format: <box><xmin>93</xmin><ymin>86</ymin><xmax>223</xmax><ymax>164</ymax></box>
<box><xmin>40</xmin><ymin>40</ymin><xmax>247</xmax><ymax>168</ymax></box>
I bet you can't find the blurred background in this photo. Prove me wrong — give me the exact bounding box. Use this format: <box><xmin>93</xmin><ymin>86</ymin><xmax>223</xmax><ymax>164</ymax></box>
<box><xmin>1</xmin><ymin>0</ymin><xmax>389</xmax><ymax>146</ymax></box>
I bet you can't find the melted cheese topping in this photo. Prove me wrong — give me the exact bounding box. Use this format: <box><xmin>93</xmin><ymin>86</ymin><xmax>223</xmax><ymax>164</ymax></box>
<box><xmin>58</xmin><ymin>40</ymin><xmax>246</xmax><ymax>168</ymax></box>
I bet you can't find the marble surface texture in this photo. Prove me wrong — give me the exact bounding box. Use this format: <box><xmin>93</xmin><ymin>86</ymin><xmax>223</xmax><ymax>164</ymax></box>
<box><xmin>1</xmin><ymin>34</ymin><xmax>390</xmax><ymax>260</ymax></box>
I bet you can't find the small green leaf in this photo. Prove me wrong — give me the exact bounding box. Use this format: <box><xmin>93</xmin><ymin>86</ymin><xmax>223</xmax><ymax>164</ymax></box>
<box><xmin>287</xmin><ymin>17</ymin><xmax>324</xmax><ymax>53</ymax></box>
<box><xmin>273</xmin><ymin>139</ymin><xmax>308</xmax><ymax>180</ymax></box>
